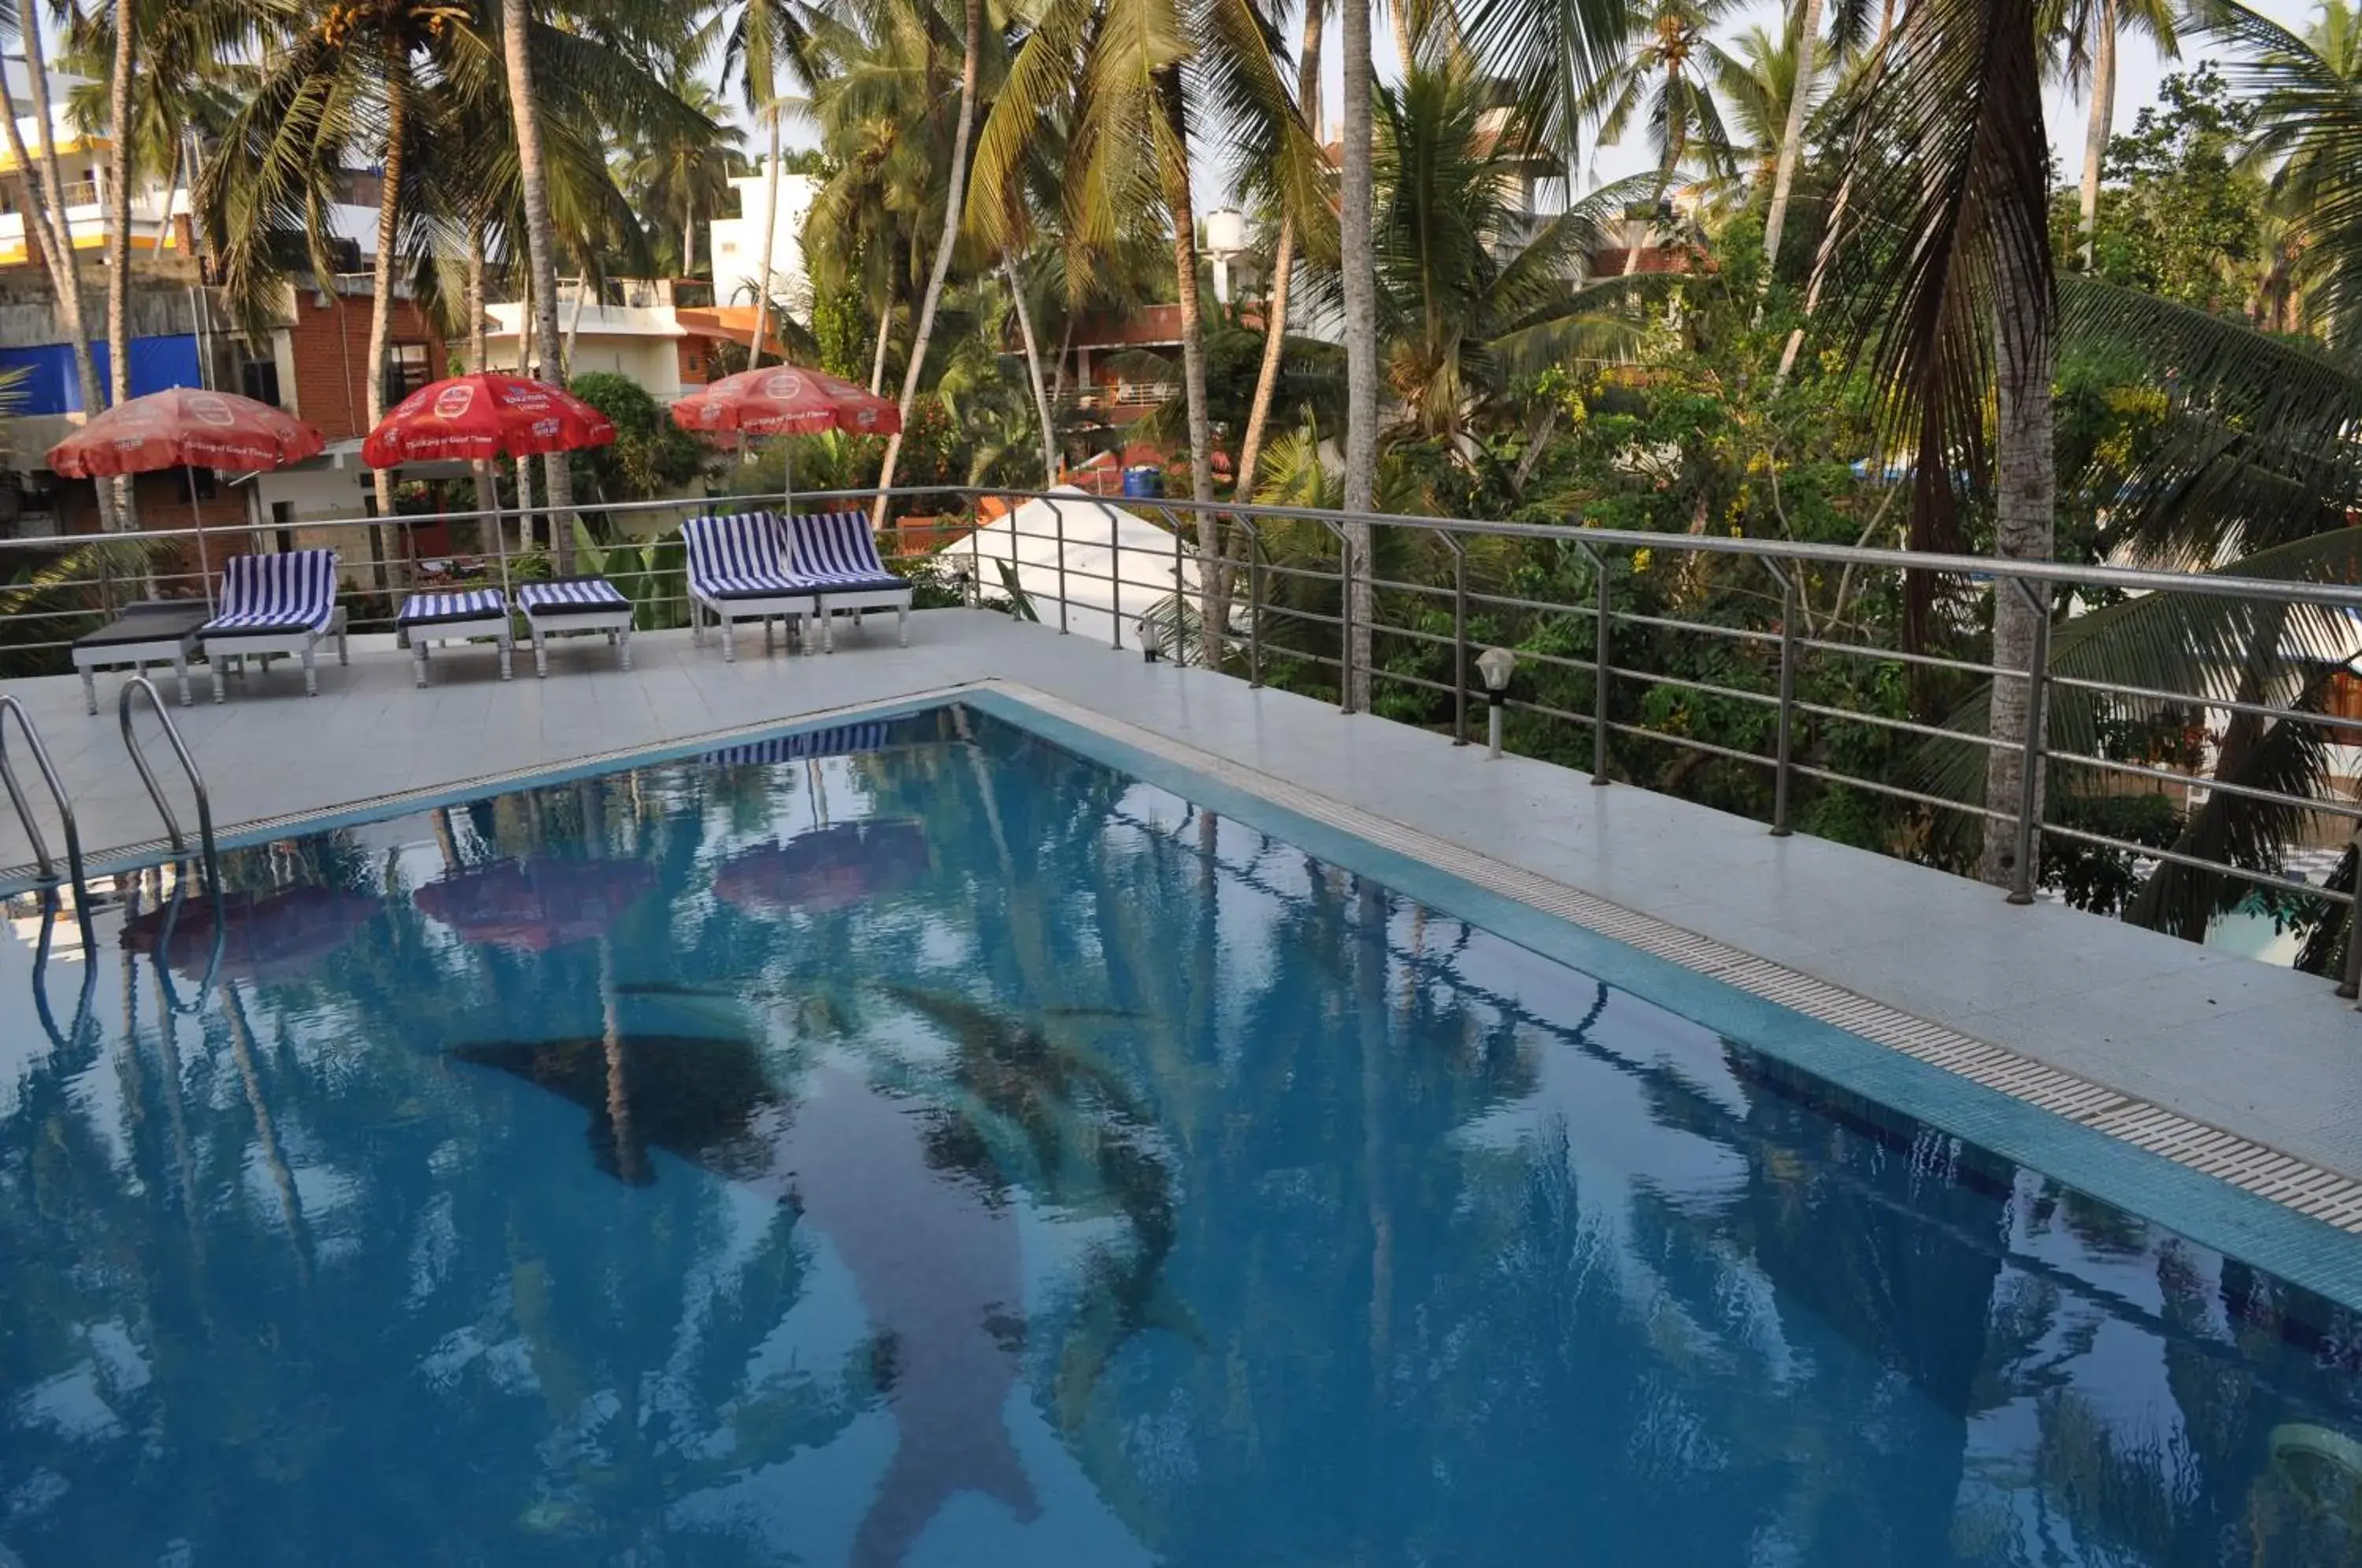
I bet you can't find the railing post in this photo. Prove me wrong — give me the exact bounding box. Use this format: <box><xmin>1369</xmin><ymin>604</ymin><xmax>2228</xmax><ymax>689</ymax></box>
<box><xmin>1167</xmin><ymin>505</ymin><xmax>1187</xmax><ymax>666</ymax></box>
<box><xmin>1769</xmin><ymin>564</ymin><xmax>1797</xmax><ymax>837</ymax></box>
<box><xmin>1451</xmin><ymin>539</ymin><xmax>1469</xmax><ymax>746</ymax></box>
<box><xmin>1337</xmin><ymin>531</ymin><xmax>1356</xmax><ymax>716</ymax></box>
<box><xmin>1579</xmin><ymin>542</ymin><xmax>1609</xmax><ymax>785</ymax></box>
<box><xmin>1246</xmin><ymin>518</ymin><xmax>1265</xmax><ymax>689</ymax></box>
<box><xmin>1055</xmin><ymin>497</ymin><xmax>1069</xmax><ymax>635</ymax></box>
<box><xmin>2008</xmin><ymin>579</ymin><xmax>2053</xmax><ymax>907</ymax></box>
<box><xmin>2340</xmin><ymin>827</ymin><xmax>2362</xmax><ymax>1000</ymax></box>
<box><xmin>1110</xmin><ymin>501</ymin><xmax>1124</xmax><ymax>651</ymax></box>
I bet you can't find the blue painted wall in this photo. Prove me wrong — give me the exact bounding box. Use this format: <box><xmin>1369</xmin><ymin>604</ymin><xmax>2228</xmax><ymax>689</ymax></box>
<box><xmin>0</xmin><ymin>335</ymin><xmax>205</xmax><ymax>415</ymax></box>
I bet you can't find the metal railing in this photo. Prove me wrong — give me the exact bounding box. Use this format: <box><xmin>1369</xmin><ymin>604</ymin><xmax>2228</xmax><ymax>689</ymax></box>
<box><xmin>9</xmin><ymin>481</ymin><xmax>2362</xmax><ymax>997</ymax></box>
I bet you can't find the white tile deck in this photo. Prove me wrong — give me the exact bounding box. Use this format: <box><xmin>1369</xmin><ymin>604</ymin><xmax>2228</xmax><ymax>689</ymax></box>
<box><xmin>9</xmin><ymin>608</ymin><xmax>2362</xmax><ymax>1185</ymax></box>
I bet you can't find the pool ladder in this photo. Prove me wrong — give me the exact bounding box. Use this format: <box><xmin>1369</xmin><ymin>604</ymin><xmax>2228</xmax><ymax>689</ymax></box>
<box><xmin>120</xmin><ymin>675</ymin><xmax>219</xmax><ymax>886</ymax></box>
<box><xmin>0</xmin><ymin>693</ymin><xmax>86</xmax><ymax>894</ymax></box>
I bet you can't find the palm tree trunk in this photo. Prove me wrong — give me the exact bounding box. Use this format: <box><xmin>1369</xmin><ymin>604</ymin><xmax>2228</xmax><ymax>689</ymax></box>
<box><xmin>1339</xmin><ymin>0</ymin><xmax>1379</xmax><ymax>712</ymax></box>
<box><xmin>750</xmin><ymin>115</ymin><xmax>780</xmax><ymax>369</ymax></box>
<box><xmin>1004</xmin><ymin>253</ymin><xmax>1057</xmax><ymax>484</ymax></box>
<box><xmin>2076</xmin><ymin>0</ymin><xmax>2116</xmax><ymax>270</ymax></box>
<box><xmin>468</xmin><ymin>221</ymin><xmax>500</xmax><ymax>546</ymax></box>
<box><xmin>564</xmin><ymin>271</ymin><xmax>587</xmax><ymax>367</ymax></box>
<box><xmin>1235</xmin><ymin>0</ymin><xmax>1324</xmax><ymax>509</ymax></box>
<box><xmin>868</xmin><ymin>312</ymin><xmax>891</xmax><ymax>394</ymax></box>
<box><xmin>367</xmin><ymin>72</ymin><xmax>407</xmax><ymax>527</ymax></box>
<box><xmin>872</xmin><ymin>0</ymin><xmax>983</xmax><ymax>531</ymax></box>
<box><xmin>1050</xmin><ymin>310</ymin><xmax>1073</xmax><ymax>407</ymax></box>
<box><xmin>683</xmin><ymin>185</ymin><xmax>696</xmax><ymax>279</ymax></box>
<box><xmin>1158</xmin><ymin>78</ymin><xmax>1220</xmax><ymax>665</ymax></box>
<box><xmin>1980</xmin><ymin>199</ymin><xmax>2059</xmax><ymax>889</ymax></box>
<box><xmin>104</xmin><ymin>0</ymin><xmax>137</xmax><ymax>533</ymax></box>
<box><xmin>5</xmin><ymin>21</ymin><xmax>114</xmax><ymax>530</ymax></box>
<box><xmin>1759</xmin><ymin>0</ymin><xmax>1823</xmax><ymax>274</ymax></box>
<box><xmin>1775</xmin><ymin>0</ymin><xmax>1894</xmax><ymax>381</ymax></box>
<box><xmin>500</xmin><ymin>0</ymin><xmax>576</xmax><ymax>571</ymax></box>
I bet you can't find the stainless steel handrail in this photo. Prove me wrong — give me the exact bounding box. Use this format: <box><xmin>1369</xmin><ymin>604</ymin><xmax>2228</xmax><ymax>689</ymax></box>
<box><xmin>119</xmin><ymin>675</ymin><xmax>218</xmax><ymax>878</ymax></box>
<box><xmin>0</xmin><ymin>695</ymin><xmax>86</xmax><ymax>891</ymax></box>
<box><xmin>31</xmin><ymin>888</ymin><xmax>98</xmax><ymax>1052</ymax></box>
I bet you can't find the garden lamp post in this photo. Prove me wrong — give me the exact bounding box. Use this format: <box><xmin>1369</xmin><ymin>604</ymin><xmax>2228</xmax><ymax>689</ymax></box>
<box><xmin>1477</xmin><ymin>646</ymin><xmax>1516</xmax><ymax>759</ymax></box>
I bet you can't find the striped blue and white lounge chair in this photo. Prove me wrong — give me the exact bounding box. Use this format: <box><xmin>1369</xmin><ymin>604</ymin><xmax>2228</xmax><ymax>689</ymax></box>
<box><xmin>683</xmin><ymin>512</ymin><xmax>816</xmax><ymax>663</ymax></box>
<box><xmin>783</xmin><ymin>509</ymin><xmax>913</xmax><ymax>653</ymax></box>
<box><xmin>198</xmin><ymin>549</ymin><xmax>347</xmax><ymax>702</ymax></box>
<box><xmin>397</xmin><ymin>588</ymin><xmax>513</xmax><ymax>686</ymax></box>
<box><xmin>516</xmin><ymin>577</ymin><xmax>635</xmax><ymax>678</ymax></box>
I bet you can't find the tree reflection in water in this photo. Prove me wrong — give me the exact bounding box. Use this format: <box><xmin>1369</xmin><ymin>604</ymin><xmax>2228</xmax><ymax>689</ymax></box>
<box><xmin>1</xmin><ymin>703</ymin><xmax>2360</xmax><ymax>1566</ymax></box>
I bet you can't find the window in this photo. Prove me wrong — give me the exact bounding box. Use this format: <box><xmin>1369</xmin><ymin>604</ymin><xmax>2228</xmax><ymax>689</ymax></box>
<box><xmin>239</xmin><ymin>356</ymin><xmax>281</xmax><ymax>408</ymax></box>
<box><xmin>384</xmin><ymin>342</ymin><xmax>432</xmax><ymax>405</ymax></box>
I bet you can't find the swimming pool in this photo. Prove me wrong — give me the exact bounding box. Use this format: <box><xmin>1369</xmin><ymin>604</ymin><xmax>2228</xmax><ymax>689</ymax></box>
<box><xmin>4</xmin><ymin>702</ymin><xmax>2360</xmax><ymax>1566</ymax></box>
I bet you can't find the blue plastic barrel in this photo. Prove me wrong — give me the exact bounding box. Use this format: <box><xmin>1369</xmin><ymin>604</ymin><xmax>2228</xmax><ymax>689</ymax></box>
<box><xmin>1121</xmin><ymin>466</ymin><xmax>1164</xmax><ymax>499</ymax></box>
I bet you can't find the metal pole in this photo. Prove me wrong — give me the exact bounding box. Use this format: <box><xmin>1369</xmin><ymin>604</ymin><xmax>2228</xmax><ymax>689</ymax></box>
<box><xmin>1109</xmin><ymin>501</ymin><xmax>1122</xmax><ymax>651</ymax></box>
<box><xmin>1055</xmin><ymin>497</ymin><xmax>1069</xmax><ymax>634</ymax></box>
<box><xmin>1245</xmin><ymin>519</ymin><xmax>1264</xmax><ymax>688</ymax></box>
<box><xmin>2340</xmin><ymin>824</ymin><xmax>2362</xmax><ymax>1001</ymax></box>
<box><xmin>1582</xmin><ymin>542</ymin><xmax>1609</xmax><ymax>786</ymax></box>
<box><xmin>1165</xmin><ymin>504</ymin><xmax>1186</xmax><ymax>666</ymax></box>
<box><xmin>186</xmin><ymin>480</ymin><xmax>216</xmax><ymax>613</ymax></box>
<box><xmin>1451</xmin><ymin>540</ymin><xmax>1468</xmax><ymax>746</ymax></box>
<box><xmin>1337</xmin><ymin>532</ymin><xmax>1355</xmax><ymax>715</ymax></box>
<box><xmin>968</xmin><ymin>497</ymin><xmax>983</xmax><ymax>608</ymax></box>
<box><xmin>1770</xmin><ymin>565</ymin><xmax>1797</xmax><ymax>837</ymax></box>
<box><xmin>2008</xmin><ymin>579</ymin><xmax>2053</xmax><ymax>906</ymax></box>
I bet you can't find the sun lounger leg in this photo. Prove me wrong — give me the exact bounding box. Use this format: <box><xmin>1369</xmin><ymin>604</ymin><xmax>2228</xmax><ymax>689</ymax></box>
<box><xmin>722</xmin><ymin>615</ymin><xmax>738</xmax><ymax>663</ymax></box>
<box><xmin>80</xmin><ymin>668</ymin><xmax>96</xmax><ymax>716</ymax></box>
<box><xmin>303</xmin><ymin>645</ymin><xmax>320</xmax><ymax>697</ymax></box>
<box><xmin>499</xmin><ymin>635</ymin><xmax>513</xmax><ymax>682</ymax></box>
<box><xmin>413</xmin><ymin>639</ymin><xmax>430</xmax><ymax>689</ymax></box>
<box><xmin>822</xmin><ymin>606</ymin><xmax>837</xmax><ymax>654</ymax></box>
<box><xmin>174</xmin><ymin>655</ymin><xmax>191</xmax><ymax>707</ymax></box>
<box><xmin>535</xmin><ymin>630</ymin><xmax>550</xmax><ymax>679</ymax></box>
<box><xmin>763</xmin><ymin>616</ymin><xmax>774</xmax><ymax>653</ymax></box>
<box><xmin>898</xmin><ymin>605</ymin><xmax>909</xmax><ymax>647</ymax></box>
<box><xmin>618</xmin><ymin>626</ymin><xmax>633</xmax><ymax>671</ymax></box>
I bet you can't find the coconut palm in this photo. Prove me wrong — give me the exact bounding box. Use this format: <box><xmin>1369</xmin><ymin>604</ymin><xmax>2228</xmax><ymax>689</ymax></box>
<box><xmin>1373</xmin><ymin>66</ymin><xmax>1646</xmax><ymax>444</ymax></box>
<box><xmin>1577</xmin><ymin>0</ymin><xmax>1746</xmax><ymax>186</ymax></box>
<box><xmin>720</xmin><ymin>0</ymin><xmax>824</xmax><ymax>373</ymax></box>
<box><xmin>1233</xmin><ymin>0</ymin><xmax>1328</xmax><ymax>510</ymax></box>
<box><xmin>1820</xmin><ymin>0</ymin><xmax>2054</xmax><ymax>886</ymax></box>
<box><xmin>2053</xmin><ymin>0</ymin><xmax>2178</xmax><ymax>270</ymax></box>
<box><xmin>870</xmin><ymin>0</ymin><xmax>988</xmax><ymax>527</ymax></box>
<box><xmin>0</xmin><ymin>0</ymin><xmax>114</xmax><ymax>528</ymax></box>
<box><xmin>624</xmin><ymin>67</ymin><xmax>739</xmax><ymax>278</ymax></box>
<box><xmin>2216</xmin><ymin>0</ymin><xmax>2362</xmax><ymax>342</ymax></box>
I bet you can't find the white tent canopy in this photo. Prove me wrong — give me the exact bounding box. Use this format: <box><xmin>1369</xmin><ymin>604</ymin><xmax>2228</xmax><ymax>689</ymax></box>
<box><xmin>939</xmin><ymin>486</ymin><xmax>1201</xmax><ymax>648</ymax></box>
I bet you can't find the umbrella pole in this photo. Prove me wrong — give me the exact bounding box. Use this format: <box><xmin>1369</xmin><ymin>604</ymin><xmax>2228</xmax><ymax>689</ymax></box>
<box><xmin>187</xmin><ymin>475</ymin><xmax>215</xmax><ymax>613</ymax></box>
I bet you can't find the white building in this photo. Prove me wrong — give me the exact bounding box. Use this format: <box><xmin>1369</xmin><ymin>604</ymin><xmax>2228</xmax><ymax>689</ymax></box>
<box><xmin>707</xmin><ymin>163</ymin><xmax>817</xmax><ymax>313</ymax></box>
<box><xmin>479</xmin><ymin>279</ymin><xmax>715</xmax><ymax>401</ymax></box>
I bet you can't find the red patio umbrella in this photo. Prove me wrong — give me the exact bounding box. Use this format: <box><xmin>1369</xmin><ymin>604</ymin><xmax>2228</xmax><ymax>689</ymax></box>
<box><xmin>415</xmin><ymin>855</ymin><xmax>657</xmax><ymax>952</ymax></box>
<box><xmin>361</xmin><ymin>372</ymin><xmax>616</xmax><ymax>467</ymax></box>
<box><xmin>670</xmin><ymin>365</ymin><xmax>901</xmax><ymax>517</ymax></box>
<box><xmin>714</xmin><ymin>821</ymin><xmax>930</xmax><ymax>915</ymax></box>
<box><xmin>47</xmin><ymin>387</ymin><xmax>328</xmax><ymax>611</ymax></box>
<box><xmin>363</xmin><ymin>372</ymin><xmax>616</xmax><ymax>588</ymax></box>
<box><xmin>121</xmin><ymin>885</ymin><xmax>379</xmax><ymax>986</ymax></box>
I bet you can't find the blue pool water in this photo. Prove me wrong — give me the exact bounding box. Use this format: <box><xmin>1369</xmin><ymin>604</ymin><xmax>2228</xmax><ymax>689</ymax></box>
<box><xmin>5</xmin><ymin>704</ymin><xmax>2362</xmax><ymax>1566</ymax></box>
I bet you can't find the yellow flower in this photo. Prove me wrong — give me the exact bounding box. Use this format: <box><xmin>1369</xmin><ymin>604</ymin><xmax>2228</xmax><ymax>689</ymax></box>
<box><xmin>1633</xmin><ymin>549</ymin><xmax>1653</xmax><ymax>574</ymax></box>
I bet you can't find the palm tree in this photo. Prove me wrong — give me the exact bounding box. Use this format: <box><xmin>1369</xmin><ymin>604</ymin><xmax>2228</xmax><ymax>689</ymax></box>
<box><xmin>1578</xmin><ymin>0</ymin><xmax>1746</xmax><ymax>187</ymax></box>
<box><xmin>871</xmin><ymin>0</ymin><xmax>987</xmax><ymax>530</ymax></box>
<box><xmin>1232</xmin><ymin>0</ymin><xmax>1327</xmax><ymax>510</ymax></box>
<box><xmin>2055</xmin><ymin>0</ymin><xmax>2177</xmax><ymax>270</ymax></box>
<box><xmin>1712</xmin><ymin>20</ymin><xmax>1805</xmax><ymax>205</ymax></box>
<box><xmin>1753</xmin><ymin>0</ymin><xmax>1823</xmax><ymax>272</ymax></box>
<box><xmin>0</xmin><ymin>0</ymin><xmax>116</xmax><ymax>529</ymax></box>
<box><xmin>2220</xmin><ymin>0</ymin><xmax>2362</xmax><ymax>342</ymax></box>
<box><xmin>199</xmin><ymin>0</ymin><xmax>476</xmax><ymax>527</ymax></box>
<box><xmin>1374</xmin><ymin>66</ymin><xmax>1643</xmax><ymax>443</ymax></box>
<box><xmin>625</xmin><ymin>68</ymin><xmax>739</xmax><ymax>277</ymax></box>
<box><xmin>499</xmin><ymin>0</ymin><xmax>580</xmax><ymax>562</ymax></box>
<box><xmin>1341</xmin><ymin>0</ymin><xmax>1377</xmax><ymax>709</ymax></box>
<box><xmin>1825</xmin><ymin>0</ymin><xmax>2054</xmax><ymax>886</ymax></box>
<box><xmin>720</xmin><ymin>0</ymin><xmax>820</xmax><ymax>373</ymax></box>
